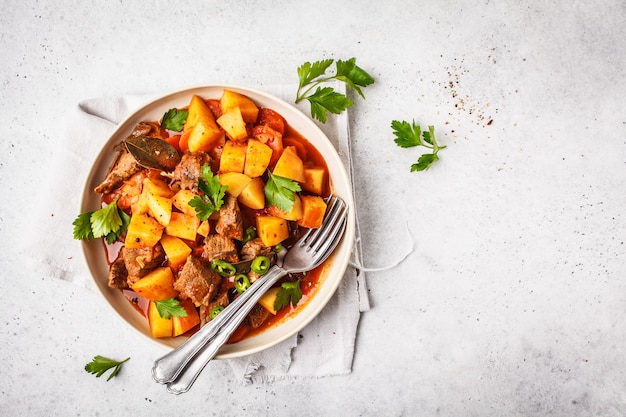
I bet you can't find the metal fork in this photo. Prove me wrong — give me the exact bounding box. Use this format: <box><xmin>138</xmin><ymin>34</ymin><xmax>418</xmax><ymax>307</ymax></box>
<box><xmin>152</xmin><ymin>196</ymin><xmax>348</xmax><ymax>394</ymax></box>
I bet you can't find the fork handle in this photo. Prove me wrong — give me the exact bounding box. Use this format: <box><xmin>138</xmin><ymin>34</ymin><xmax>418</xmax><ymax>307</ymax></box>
<box><xmin>166</xmin><ymin>265</ymin><xmax>287</xmax><ymax>394</ymax></box>
<box><xmin>152</xmin><ymin>264</ymin><xmax>285</xmax><ymax>384</ymax></box>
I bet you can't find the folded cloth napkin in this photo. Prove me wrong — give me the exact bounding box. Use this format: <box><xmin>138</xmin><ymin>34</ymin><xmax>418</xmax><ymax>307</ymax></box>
<box><xmin>23</xmin><ymin>83</ymin><xmax>369</xmax><ymax>384</ymax></box>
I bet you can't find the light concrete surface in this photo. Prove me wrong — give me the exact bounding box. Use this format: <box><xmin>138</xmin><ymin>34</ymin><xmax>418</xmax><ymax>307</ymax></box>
<box><xmin>1</xmin><ymin>1</ymin><xmax>625</xmax><ymax>416</ymax></box>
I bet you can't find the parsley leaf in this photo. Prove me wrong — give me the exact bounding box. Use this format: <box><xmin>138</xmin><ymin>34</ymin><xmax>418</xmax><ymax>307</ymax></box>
<box><xmin>154</xmin><ymin>298</ymin><xmax>188</xmax><ymax>319</ymax></box>
<box><xmin>391</xmin><ymin>120</ymin><xmax>422</xmax><ymax>148</ymax></box>
<box><xmin>85</xmin><ymin>355</ymin><xmax>130</xmax><ymax>381</ymax></box>
<box><xmin>307</xmin><ymin>87</ymin><xmax>354</xmax><ymax>124</ymax></box>
<box><xmin>335</xmin><ymin>57</ymin><xmax>374</xmax><ymax>98</ymax></box>
<box><xmin>73</xmin><ymin>211</ymin><xmax>94</xmax><ymax>240</ymax></box>
<box><xmin>73</xmin><ymin>199</ymin><xmax>129</xmax><ymax>243</ymax></box>
<box><xmin>90</xmin><ymin>201</ymin><xmax>122</xmax><ymax>238</ymax></box>
<box><xmin>296</xmin><ymin>57</ymin><xmax>374</xmax><ymax>123</ymax></box>
<box><xmin>392</xmin><ymin>121</ymin><xmax>446</xmax><ymax>171</ymax></box>
<box><xmin>274</xmin><ymin>279</ymin><xmax>303</xmax><ymax>311</ymax></box>
<box><xmin>161</xmin><ymin>108</ymin><xmax>188</xmax><ymax>132</ymax></box>
<box><xmin>297</xmin><ymin>59</ymin><xmax>334</xmax><ymax>88</ymax></box>
<box><xmin>264</xmin><ymin>172</ymin><xmax>301</xmax><ymax>212</ymax></box>
<box><xmin>189</xmin><ymin>165</ymin><xmax>228</xmax><ymax>220</ymax></box>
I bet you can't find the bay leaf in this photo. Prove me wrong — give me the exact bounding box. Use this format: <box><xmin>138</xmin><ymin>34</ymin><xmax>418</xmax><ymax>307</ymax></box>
<box><xmin>124</xmin><ymin>136</ymin><xmax>181</xmax><ymax>172</ymax></box>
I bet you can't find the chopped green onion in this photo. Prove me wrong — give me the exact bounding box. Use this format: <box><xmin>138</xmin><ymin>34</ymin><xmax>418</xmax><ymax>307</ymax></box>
<box><xmin>234</xmin><ymin>274</ymin><xmax>251</xmax><ymax>294</ymax></box>
<box><xmin>211</xmin><ymin>259</ymin><xmax>236</xmax><ymax>277</ymax></box>
<box><xmin>274</xmin><ymin>243</ymin><xmax>283</xmax><ymax>253</ymax></box>
<box><xmin>251</xmin><ymin>256</ymin><xmax>271</xmax><ymax>275</ymax></box>
<box><xmin>209</xmin><ymin>305</ymin><xmax>224</xmax><ymax>319</ymax></box>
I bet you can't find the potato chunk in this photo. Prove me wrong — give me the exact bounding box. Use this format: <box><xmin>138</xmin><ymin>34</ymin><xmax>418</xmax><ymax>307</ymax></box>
<box><xmin>238</xmin><ymin>177</ymin><xmax>265</xmax><ymax>209</ymax></box>
<box><xmin>302</xmin><ymin>166</ymin><xmax>326</xmax><ymax>195</ymax></box>
<box><xmin>219</xmin><ymin>140</ymin><xmax>247</xmax><ymax>173</ymax></box>
<box><xmin>220</xmin><ymin>89</ymin><xmax>259</xmax><ymax>123</ymax></box>
<box><xmin>258</xmin><ymin>287</ymin><xmax>281</xmax><ymax>315</ymax></box>
<box><xmin>272</xmin><ymin>146</ymin><xmax>305</xmax><ymax>182</ymax></box>
<box><xmin>220</xmin><ymin>172</ymin><xmax>252</xmax><ymax>197</ymax></box>
<box><xmin>160</xmin><ymin>235</ymin><xmax>192</xmax><ymax>268</ymax></box>
<box><xmin>125</xmin><ymin>212</ymin><xmax>164</xmax><ymax>248</ymax></box>
<box><xmin>267</xmin><ymin>194</ymin><xmax>303</xmax><ymax>221</ymax></box>
<box><xmin>244</xmin><ymin>139</ymin><xmax>272</xmax><ymax>178</ymax></box>
<box><xmin>297</xmin><ymin>195</ymin><xmax>327</xmax><ymax>229</ymax></box>
<box><xmin>172</xmin><ymin>298</ymin><xmax>201</xmax><ymax>336</ymax></box>
<box><xmin>165</xmin><ymin>212</ymin><xmax>200</xmax><ymax>241</ymax></box>
<box><xmin>148</xmin><ymin>300</ymin><xmax>173</xmax><ymax>338</ymax></box>
<box><xmin>217</xmin><ymin>107</ymin><xmax>248</xmax><ymax>141</ymax></box>
<box><xmin>131</xmin><ymin>266</ymin><xmax>178</xmax><ymax>301</ymax></box>
<box><xmin>256</xmin><ymin>215</ymin><xmax>289</xmax><ymax>246</ymax></box>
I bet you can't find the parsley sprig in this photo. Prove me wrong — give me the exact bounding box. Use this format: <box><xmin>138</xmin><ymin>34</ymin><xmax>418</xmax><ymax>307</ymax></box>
<box><xmin>154</xmin><ymin>298</ymin><xmax>188</xmax><ymax>319</ymax></box>
<box><xmin>161</xmin><ymin>108</ymin><xmax>188</xmax><ymax>131</ymax></box>
<box><xmin>73</xmin><ymin>198</ymin><xmax>130</xmax><ymax>244</ymax></box>
<box><xmin>189</xmin><ymin>165</ymin><xmax>228</xmax><ymax>220</ymax></box>
<box><xmin>274</xmin><ymin>278</ymin><xmax>302</xmax><ymax>311</ymax></box>
<box><xmin>392</xmin><ymin>120</ymin><xmax>446</xmax><ymax>171</ymax></box>
<box><xmin>296</xmin><ymin>58</ymin><xmax>374</xmax><ymax>123</ymax></box>
<box><xmin>85</xmin><ymin>355</ymin><xmax>130</xmax><ymax>381</ymax></box>
<box><xmin>264</xmin><ymin>172</ymin><xmax>301</xmax><ymax>212</ymax></box>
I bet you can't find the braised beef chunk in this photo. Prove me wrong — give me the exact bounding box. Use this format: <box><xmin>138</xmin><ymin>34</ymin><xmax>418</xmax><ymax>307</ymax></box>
<box><xmin>247</xmin><ymin>303</ymin><xmax>271</xmax><ymax>329</ymax></box>
<box><xmin>122</xmin><ymin>244</ymin><xmax>165</xmax><ymax>286</ymax></box>
<box><xmin>131</xmin><ymin>122</ymin><xmax>159</xmax><ymax>137</ymax></box>
<box><xmin>107</xmin><ymin>256</ymin><xmax>129</xmax><ymax>289</ymax></box>
<box><xmin>240</xmin><ymin>238</ymin><xmax>275</xmax><ymax>261</ymax></box>
<box><xmin>175</xmin><ymin>255</ymin><xmax>222</xmax><ymax>305</ymax></box>
<box><xmin>200</xmin><ymin>291</ymin><xmax>230</xmax><ymax>326</ymax></box>
<box><xmin>172</xmin><ymin>151</ymin><xmax>211</xmax><ymax>192</ymax></box>
<box><xmin>215</xmin><ymin>195</ymin><xmax>243</xmax><ymax>240</ymax></box>
<box><xmin>94</xmin><ymin>146</ymin><xmax>142</xmax><ymax>194</ymax></box>
<box><xmin>204</xmin><ymin>234</ymin><xmax>239</xmax><ymax>263</ymax></box>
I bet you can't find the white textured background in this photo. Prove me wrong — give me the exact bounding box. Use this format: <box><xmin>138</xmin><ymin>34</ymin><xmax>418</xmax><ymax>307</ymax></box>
<box><xmin>1</xmin><ymin>0</ymin><xmax>625</xmax><ymax>415</ymax></box>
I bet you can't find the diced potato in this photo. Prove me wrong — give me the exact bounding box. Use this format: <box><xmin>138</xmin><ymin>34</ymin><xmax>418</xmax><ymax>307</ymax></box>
<box><xmin>172</xmin><ymin>189</ymin><xmax>198</xmax><ymax>216</ymax></box>
<box><xmin>172</xmin><ymin>298</ymin><xmax>201</xmax><ymax>336</ymax></box>
<box><xmin>272</xmin><ymin>146</ymin><xmax>305</xmax><ymax>183</ymax></box>
<box><xmin>302</xmin><ymin>166</ymin><xmax>326</xmax><ymax>195</ymax></box>
<box><xmin>130</xmin><ymin>190</ymin><xmax>150</xmax><ymax>215</ymax></box>
<box><xmin>219</xmin><ymin>140</ymin><xmax>247</xmax><ymax>173</ymax></box>
<box><xmin>258</xmin><ymin>287</ymin><xmax>281</xmax><ymax>315</ymax></box>
<box><xmin>184</xmin><ymin>95</ymin><xmax>214</xmax><ymax>131</ymax></box>
<box><xmin>196</xmin><ymin>220</ymin><xmax>210</xmax><ymax>237</ymax></box>
<box><xmin>125</xmin><ymin>212</ymin><xmax>164</xmax><ymax>248</ymax></box>
<box><xmin>220</xmin><ymin>172</ymin><xmax>252</xmax><ymax>197</ymax></box>
<box><xmin>297</xmin><ymin>195</ymin><xmax>327</xmax><ymax>229</ymax></box>
<box><xmin>165</xmin><ymin>212</ymin><xmax>200</xmax><ymax>241</ymax></box>
<box><xmin>187</xmin><ymin>116</ymin><xmax>225</xmax><ymax>152</ymax></box>
<box><xmin>159</xmin><ymin>234</ymin><xmax>192</xmax><ymax>268</ymax></box>
<box><xmin>267</xmin><ymin>194</ymin><xmax>303</xmax><ymax>221</ymax></box>
<box><xmin>217</xmin><ymin>107</ymin><xmax>248</xmax><ymax>141</ymax></box>
<box><xmin>148</xmin><ymin>301</ymin><xmax>173</xmax><ymax>338</ymax></box>
<box><xmin>256</xmin><ymin>215</ymin><xmax>289</xmax><ymax>246</ymax></box>
<box><xmin>143</xmin><ymin>177</ymin><xmax>175</xmax><ymax>198</ymax></box>
<box><xmin>220</xmin><ymin>89</ymin><xmax>259</xmax><ymax>123</ymax></box>
<box><xmin>146</xmin><ymin>193</ymin><xmax>172</xmax><ymax>227</ymax></box>
<box><xmin>131</xmin><ymin>266</ymin><xmax>178</xmax><ymax>301</ymax></box>
<box><xmin>244</xmin><ymin>139</ymin><xmax>272</xmax><ymax>178</ymax></box>
<box><xmin>238</xmin><ymin>177</ymin><xmax>265</xmax><ymax>209</ymax></box>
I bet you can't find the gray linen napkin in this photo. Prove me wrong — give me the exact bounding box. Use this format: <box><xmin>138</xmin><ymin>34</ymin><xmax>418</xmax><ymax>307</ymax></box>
<box><xmin>23</xmin><ymin>83</ymin><xmax>369</xmax><ymax>384</ymax></box>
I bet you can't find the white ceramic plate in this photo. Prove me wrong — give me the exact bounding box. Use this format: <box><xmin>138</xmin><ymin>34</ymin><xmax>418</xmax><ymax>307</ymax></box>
<box><xmin>80</xmin><ymin>84</ymin><xmax>355</xmax><ymax>359</ymax></box>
